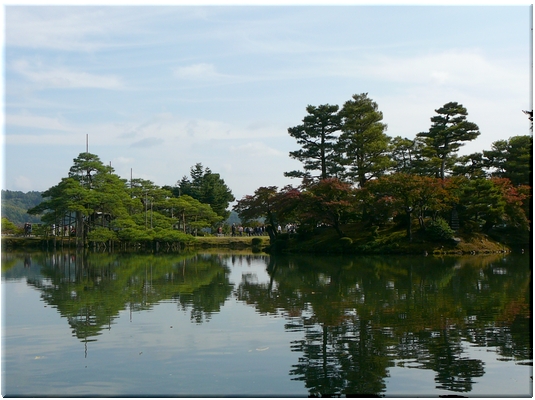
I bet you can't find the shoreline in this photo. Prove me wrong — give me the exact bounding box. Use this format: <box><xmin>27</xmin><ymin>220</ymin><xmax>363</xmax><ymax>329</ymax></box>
<box><xmin>1</xmin><ymin>234</ymin><xmax>523</xmax><ymax>256</ymax></box>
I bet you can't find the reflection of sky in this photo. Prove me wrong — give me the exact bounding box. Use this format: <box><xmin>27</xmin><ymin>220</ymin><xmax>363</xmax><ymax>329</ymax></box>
<box><xmin>463</xmin><ymin>344</ymin><xmax>532</xmax><ymax>397</ymax></box>
<box><xmin>2</xmin><ymin>254</ymin><xmax>304</xmax><ymax>396</ymax></box>
<box><xmin>2</xmin><ymin>253</ymin><xmax>532</xmax><ymax>397</ymax></box>
<box><xmin>386</xmin><ymin>343</ymin><xmax>532</xmax><ymax>397</ymax></box>
<box><xmin>223</xmin><ymin>253</ymin><xmax>272</xmax><ymax>285</ymax></box>
<box><xmin>1</xmin><ymin>256</ymin><xmax>47</xmax><ymax>282</ymax></box>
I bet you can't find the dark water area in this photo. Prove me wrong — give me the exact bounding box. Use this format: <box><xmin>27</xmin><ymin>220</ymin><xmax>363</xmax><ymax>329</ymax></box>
<box><xmin>1</xmin><ymin>250</ymin><xmax>532</xmax><ymax>397</ymax></box>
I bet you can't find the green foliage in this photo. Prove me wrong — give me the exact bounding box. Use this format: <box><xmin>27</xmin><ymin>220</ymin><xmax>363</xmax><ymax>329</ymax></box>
<box><xmin>426</xmin><ymin>218</ymin><xmax>455</xmax><ymax>242</ymax></box>
<box><xmin>285</xmin><ymin>103</ymin><xmax>343</xmax><ymax>180</ymax></box>
<box><xmin>484</xmin><ymin>135</ymin><xmax>532</xmax><ymax>186</ymax></box>
<box><xmin>457</xmin><ymin>178</ymin><xmax>507</xmax><ymax>232</ymax></box>
<box><xmin>338</xmin><ymin>93</ymin><xmax>392</xmax><ymax>187</ymax></box>
<box><xmin>68</xmin><ymin>152</ymin><xmax>112</xmax><ymax>187</ymax></box>
<box><xmin>19</xmin><ymin>152</ymin><xmax>220</xmax><ymax>247</ymax></box>
<box><xmin>453</xmin><ymin>152</ymin><xmax>487</xmax><ymax>180</ymax></box>
<box><xmin>132</xmin><ymin>211</ymin><xmax>173</xmax><ymax>230</ymax></box>
<box><xmin>251</xmin><ymin>237</ymin><xmax>263</xmax><ymax>246</ymax></box>
<box><xmin>10</xmin><ymin>95</ymin><xmax>532</xmax><ymax>253</ymax></box>
<box><xmin>117</xmin><ymin>227</ymin><xmax>152</xmax><ymax>242</ymax></box>
<box><xmin>1</xmin><ymin>217</ymin><xmax>23</xmax><ymax>234</ymax></box>
<box><xmin>87</xmin><ymin>227</ymin><xmax>117</xmax><ymax>242</ymax></box>
<box><xmin>389</xmin><ymin>136</ymin><xmax>417</xmax><ymax>174</ymax></box>
<box><xmin>416</xmin><ymin>102</ymin><xmax>480</xmax><ymax>180</ymax></box>
<box><xmin>167</xmin><ymin>195</ymin><xmax>222</xmax><ymax>234</ymax></box>
<box><xmin>178</xmin><ymin>163</ymin><xmax>234</xmax><ymax>220</ymax></box>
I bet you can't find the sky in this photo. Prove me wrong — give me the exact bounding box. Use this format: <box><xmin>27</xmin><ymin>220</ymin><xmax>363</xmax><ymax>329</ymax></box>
<box><xmin>2</xmin><ymin>3</ymin><xmax>532</xmax><ymax>205</ymax></box>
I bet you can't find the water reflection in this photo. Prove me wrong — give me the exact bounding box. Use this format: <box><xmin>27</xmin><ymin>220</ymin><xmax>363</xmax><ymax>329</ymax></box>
<box><xmin>236</xmin><ymin>253</ymin><xmax>531</xmax><ymax>396</ymax></box>
<box><xmin>3</xmin><ymin>251</ymin><xmax>233</xmax><ymax>341</ymax></box>
<box><xmin>2</xmin><ymin>251</ymin><xmax>531</xmax><ymax>396</ymax></box>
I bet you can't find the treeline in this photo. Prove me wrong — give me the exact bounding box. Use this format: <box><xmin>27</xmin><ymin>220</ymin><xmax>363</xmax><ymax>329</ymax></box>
<box><xmin>234</xmin><ymin>94</ymin><xmax>532</xmax><ymax>246</ymax></box>
<box><xmin>5</xmin><ymin>93</ymin><xmax>532</xmax><ymax>250</ymax></box>
<box><xmin>24</xmin><ymin>154</ymin><xmax>234</xmax><ymax>248</ymax></box>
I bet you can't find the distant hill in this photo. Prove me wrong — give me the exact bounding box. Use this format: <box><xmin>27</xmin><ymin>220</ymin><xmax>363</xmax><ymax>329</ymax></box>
<box><xmin>226</xmin><ymin>210</ymin><xmax>241</xmax><ymax>225</ymax></box>
<box><xmin>1</xmin><ymin>190</ymin><xmax>44</xmax><ymax>226</ymax></box>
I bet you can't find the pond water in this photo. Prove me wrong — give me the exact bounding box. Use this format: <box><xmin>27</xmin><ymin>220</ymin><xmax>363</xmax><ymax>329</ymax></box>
<box><xmin>1</xmin><ymin>250</ymin><xmax>532</xmax><ymax>397</ymax></box>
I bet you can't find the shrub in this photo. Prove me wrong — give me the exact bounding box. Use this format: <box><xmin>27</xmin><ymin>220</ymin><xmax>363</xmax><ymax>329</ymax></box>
<box><xmin>251</xmin><ymin>237</ymin><xmax>263</xmax><ymax>246</ymax></box>
<box><xmin>153</xmin><ymin>228</ymin><xmax>194</xmax><ymax>243</ymax></box>
<box><xmin>88</xmin><ymin>227</ymin><xmax>117</xmax><ymax>242</ymax></box>
<box><xmin>1</xmin><ymin>217</ymin><xmax>22</xmax><ymax>235</ymax></box>
<box><xmin>427</xmin><ymin>218</ymin><xmax>455</xmax><ymax>242</ymax></box>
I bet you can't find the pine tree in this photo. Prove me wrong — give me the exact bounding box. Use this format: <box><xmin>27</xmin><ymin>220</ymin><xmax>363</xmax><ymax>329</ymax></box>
<box><xmin>417</xmin><ymin>102</ymin><xmax>480</xmax><ymax>180</ymax></box>
<box><xmin>285</xmin><ymin>104</ymin><xmax>343</xmax><ymax>181</ymax></box>
<box><xmin>338</xmin><ymin>93</ymin><xmax>392</xmax><ymax>187</ymax></box>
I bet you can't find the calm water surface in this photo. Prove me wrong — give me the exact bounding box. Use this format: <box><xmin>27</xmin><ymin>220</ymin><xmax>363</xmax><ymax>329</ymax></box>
<box><xmin>1</xmin><ymin>250</ymin><xmax>532</xmax><ymax>397</ymax></box>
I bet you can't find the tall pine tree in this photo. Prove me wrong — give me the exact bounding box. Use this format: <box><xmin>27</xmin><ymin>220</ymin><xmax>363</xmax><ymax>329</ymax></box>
<box><xmin>338</xmin><ymin>93</ymin><xmax>392</xmax><ymax>187</ymax></box>
<box><xmin>285</xmin><ymin>104</ymin><xmax>343</xmax><ymax>181</ymax></box>
<box><xmin>417</xmin><ymin>102</ymin><xmax>480</xmax><ymax>180</ymax></box>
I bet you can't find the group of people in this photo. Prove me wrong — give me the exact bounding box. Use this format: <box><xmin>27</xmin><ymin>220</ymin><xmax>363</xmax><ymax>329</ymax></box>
<box><xmin>49</xmin><ymin>224</ymin><xmax>76</xmax><ymax>237</ymax></box>
<box><xmin>23</xmin><ymin>223</ymin><xmax>32</xmax><ymax>236</ymax></box>
<box><xmin>229</xmin><ymin>224</ymin><xmax>267</xmax><ymax>237</ymax></box>
<box><xmin>220</xmin><ymin>223</ymin><xmax>298</xmax><ymax>237</ymax></box>
<box><xmin>278</xmin><ymin>224</ymin><xmax>297</xmax><ymax>234</ymax></box>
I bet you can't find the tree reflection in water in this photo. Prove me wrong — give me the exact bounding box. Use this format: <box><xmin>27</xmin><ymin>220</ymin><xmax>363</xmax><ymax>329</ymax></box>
<box><xmin>19</xmin><ymin>252</ymin><xmax>233</xmax><ymax>339</ymax></box>
<box><xmin>2</xmin><ymin>250</ymin><xmax>530</xmax><ymax>396</ymax></box>
<box><xmin>236</xmin><ymin>253</ymin><xmax>531</xmax><ymax>396</ymax></box>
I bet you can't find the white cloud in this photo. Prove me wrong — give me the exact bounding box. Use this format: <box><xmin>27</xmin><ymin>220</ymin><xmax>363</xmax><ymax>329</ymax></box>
<box><xmin>354</xmin><ymin>50</ymin><xmax>524</xmax><ymax>91</ymax></box>
<box><xmin>230</xmin><ymin>142</ymin><xmax>284</xmax><ymax>157</ymax></box>
<box><xmin>11</xmin><ymin>59</ymin><xmax>123</xmax><ymax>90</ymax></box>
<box><xmin>4</xmin><ymin>110</ymin><xmax>286</xmax><ymax>150</ymax></box>
<box><xmin>6</xmin><ymin>7</ymin><xmax>142</xmax><ymax>52</ymax></box>
<box><xmin>130</xmin><ymin>137</ymin><xmax>165</xmax><ymax>148</ymax></box>
<box><xmin>4</xmin><ymin>133</ymin><xmax>83</xmax><ymax>146</ymax></box>
<box><xmin>174</xmin><ymin>63</ymin><xmax>222</xmax><ymax>80</ymax></box>
<box><xmin>115</xmin><ymin>114</ymin><xmax>285</xmax><ymax>145</ymax></box>
<box><xmin>3</xmin><ymin>6</ymin><xmax>529</xmax><ymax>199</ymax></box>
<box><xmin>6</xmin><ymin>7</ymin><xmax>102</xmax><ymax>51</ymax></box>
<box><xmin>113</xmin><ymin>156</ymin><xmax>135</xmax><ymax>165</ymax></box>
<box><xmin>6</xmin><ymin>113</ymin><xmax>71</xmax><ymax>131</ymax></box>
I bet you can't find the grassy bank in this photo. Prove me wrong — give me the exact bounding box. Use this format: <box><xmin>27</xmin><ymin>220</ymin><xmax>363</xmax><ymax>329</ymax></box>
<box><xmin>2</xmin><ymin>227</ymin><xmax>519</xmax><ymax>255</ymax></box>
<box><xmin>191</xmin><ymin>235</ymin><xmax>270</xmax><ymax>250</ymax></box>
<box><xmin>1</xmin><ymin>235</ymin><xmax>271</xmax><ymax>252</ymax></box>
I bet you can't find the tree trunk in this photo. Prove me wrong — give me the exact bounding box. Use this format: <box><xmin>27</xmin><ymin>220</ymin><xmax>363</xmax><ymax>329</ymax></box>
<box><xmin>76</xmin><ymin>211</ymin><xmax>85</xmax><ymax>248</ymax></box>
<box><xmin>266</xmin><ymin>225</ymin><xmax>277</xmax><ymax>242</ymax></box>
<box><xmin>406</xmin><ymin>209</ymin><xmax>413</xmax><ymax>242</ymax></box>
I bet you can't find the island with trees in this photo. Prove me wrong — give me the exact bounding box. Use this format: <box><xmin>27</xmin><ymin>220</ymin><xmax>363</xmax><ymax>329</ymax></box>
<box><xmin>2</xmin><ymin>94</ymin><xmax>531</xmax><ymax>255</ymax></box>
<box><xmin>235</xmin><ymin>94</ymin><xmax>531</xmax><ymax>254</ymax></box>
